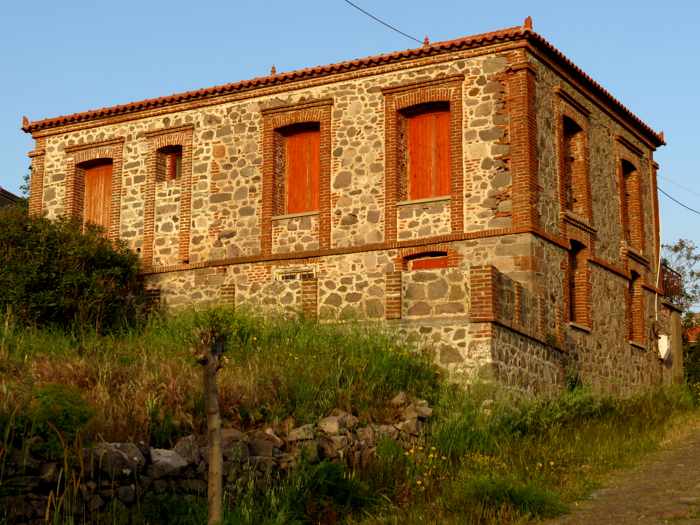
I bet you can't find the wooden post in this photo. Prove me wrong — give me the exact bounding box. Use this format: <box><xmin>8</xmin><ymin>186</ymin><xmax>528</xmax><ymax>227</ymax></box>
<box><xmin>195</xmin><ymin>325</ymin><xmax>228</xmax><ymax>525</ymax></box>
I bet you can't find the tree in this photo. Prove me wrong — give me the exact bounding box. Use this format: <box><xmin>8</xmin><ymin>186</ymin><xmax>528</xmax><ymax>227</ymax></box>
<box><xmin>662</xmin><ymin>238</ymin><xmax>700</xmax><ymax>316</ymax></box>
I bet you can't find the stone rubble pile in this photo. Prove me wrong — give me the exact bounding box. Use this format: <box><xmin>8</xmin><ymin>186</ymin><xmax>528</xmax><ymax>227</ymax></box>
<box><xmin>1</xmin><ymin>392</ymin><xmax>432</xmax><ymax>524</ymax></box>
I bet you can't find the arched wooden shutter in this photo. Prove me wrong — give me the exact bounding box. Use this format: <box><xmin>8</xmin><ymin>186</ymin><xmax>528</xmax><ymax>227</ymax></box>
<box><xmin>284</xmin><ymin>125</ymin><xmax>320</xmax><ymax>214</ymax></box>
<box><xmin>406</xmin><ymin>105</ymin><xmax>450</xmax><ymax>200</ymax></box>
<box><xmin>83</xmin><ymin>160</ymin><xmax>113</xmax><ymax>231</ymax></box>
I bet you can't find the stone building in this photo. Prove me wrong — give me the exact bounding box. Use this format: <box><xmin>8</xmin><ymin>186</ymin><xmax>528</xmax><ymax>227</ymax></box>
<box><xmin>22</xmin><ymin>19</ymin><xmax>683</xmax><ymax>392</ymax></box>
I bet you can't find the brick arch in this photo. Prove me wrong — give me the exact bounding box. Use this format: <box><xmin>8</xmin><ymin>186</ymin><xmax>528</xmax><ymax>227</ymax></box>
<box><xmin>396</xmin><ymin>243</ymin><xmax>461</xmax><ymax>270</ymax></box>
<box><xmin>64</xmin><ymin>138</ymin><xmax>125</xmax><ymax>241</ymax></box>
<box><xmin>393</xmin><ymin>87</ymin><xmax>455</xmax><ymax>112</ymax></box>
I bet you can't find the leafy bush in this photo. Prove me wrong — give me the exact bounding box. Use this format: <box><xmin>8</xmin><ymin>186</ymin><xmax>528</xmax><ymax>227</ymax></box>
<box><xmin>0</xmin><ymin>206</ymin><xmax>147</xmax><ymax>332</ymax></box>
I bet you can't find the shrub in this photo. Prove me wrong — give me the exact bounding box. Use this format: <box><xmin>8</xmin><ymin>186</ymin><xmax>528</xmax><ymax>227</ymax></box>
<box><xmin>0</xmin><ymin>206</ymin><xmax>147</xmax><ymax>332</ymax></box>
<box><xmin>30</xmin><ymin>383</ymin><xmax>94</xmax><ymax>458</ymax></box>
<box><xmin>444</xmin><ymin>474</ymin><xmax>566</xmax><ymax>519</ymax></box>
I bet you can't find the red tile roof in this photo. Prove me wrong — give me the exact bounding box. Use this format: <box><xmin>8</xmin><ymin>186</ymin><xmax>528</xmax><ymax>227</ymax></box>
<box><xmin>21</xmin><ymin>23</ymin><xmax>664</xmax><ymax>146</ymax></box>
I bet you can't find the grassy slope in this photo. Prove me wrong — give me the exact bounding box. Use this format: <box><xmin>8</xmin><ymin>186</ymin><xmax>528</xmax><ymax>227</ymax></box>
<box><xmin>0</xmin><ymin>308</ymin><xmax>697</xmax><ymax>524</ymax></box>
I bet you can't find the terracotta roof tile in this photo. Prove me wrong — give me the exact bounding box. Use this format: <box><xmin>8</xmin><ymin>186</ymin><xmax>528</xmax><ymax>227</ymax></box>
<box><xmin>22</xmin><ymin>24</ymin><xmax>664</xmax><ymax>146</ymax></box>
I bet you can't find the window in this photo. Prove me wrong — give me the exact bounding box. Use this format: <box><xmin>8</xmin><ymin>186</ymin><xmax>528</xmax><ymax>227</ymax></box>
<box><xmin>156</xmin><ymin>145</ymin><xmax>182</xmax><ymax>182</ymax></box>
<box><xmin>399</xmin><ymin>102</ymin><xmax>451</xmax><ymax>201</ymax></box>
<box><xmin>561</xmin><ymin>117</ymin><xmax>586</xmax><ymax>215</ymax></box>
<box><xmin>620</xmin><ymin>159</ymin><xmax>643</xmax><ymax>251</ymax></box>
<box><xmin>568</xmin><ymin>240</ymin><xmax>588</xmax><ymax>325</ymax></box>
<box><xmin>628</xmin><ymin>270</ymin><xmax>644</xmax><ymax>343</ymax></box>
<box><xmin>408</xmin><ymin>251</ymin><xmax>449</xmax><ymax>270</ymax></box>
<box><xmin>275</xmin><ymin>122</ymin><xmax>320</xmax><ymax>215</ymax></box>
<box><xmin>81</xmin><ymin>158</ymin><xmax>113</xmax><ymax>231</ymax></box>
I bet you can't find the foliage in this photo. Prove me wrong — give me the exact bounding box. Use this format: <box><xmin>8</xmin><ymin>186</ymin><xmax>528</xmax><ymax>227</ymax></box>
<box><xmin>0</xmin><ymin>206</ymin><xmax>147</xmax><ymax>332</ymax></box>
<box><xmin>662</xmin><ymin>238</ymin><xmax>700</xmax><ymax>313</ymax></box>
<box><xmin>9</xmin><ymin>384</ymin><xmax>95</xmax><ymax>460</ymax></box>
<box><xmin>0</xmin><ymin>308</ymin><xmax>698</xmax><ymax>524</ymax></box>
<box><xmin>0</xmin><ymin>308</ymin><xmax>440</xmax><ymax>446</ymax></box>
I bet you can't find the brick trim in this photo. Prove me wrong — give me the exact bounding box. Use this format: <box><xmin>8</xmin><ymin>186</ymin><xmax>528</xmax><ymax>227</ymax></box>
<box><xmin>469</xmin><ymin>265</ymin><xmax>497</xmax><ymax>322</ymax></box>
<box><xmin>220</xmin><ymin>283</ymin><xmax>236</xmax><ymax>306</ymax></box>
<box><xmin>507</xmin><ymin>53</ymin><xmax>539</xmax><ymax>230</ymax></box>
<box><xmin>383</xmin><ymin>76</ymin><xmax>464</xmax><ymax>243</ymax></box>
<box><xmin>143</xmin><ymin>126</ymin><xmax>194</xmax><ymax>268</ymax></box>
<box><xmin>261</xmin><ymin>99</ymin><xmax>333</xmax><ymax>255</ymax></box>
<box><xmin>385</xmin><ymin>271</ymin><xmax>402</xmax><ymax>319</ymax></box>
<box><xmin>27</xmin><ymin>139</ymin><xmax>46</xmax><ymax>216</ymax></box>
<box><xmin>64</xmin><ymin>137</ymin><xmax>125</xmax><ymax>241</ymax></box>
<box><xmin>301</xmin><ymin>274</ymin><xmax>318</xmax><ymax>319</ymax></box>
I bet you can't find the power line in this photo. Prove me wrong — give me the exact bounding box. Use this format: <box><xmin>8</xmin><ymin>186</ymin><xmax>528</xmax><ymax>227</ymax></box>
<box><xmin>341</xmin><ymin>0</ymin><xmax>422</xmax><ymax>44</ymax></box>
<box><xmin>658</xmin><ymin>173</ymin><xmax>700</xmax><ymax>199</ymax></box>
<box><xmin>658</xmin><ymin>186</ymin><xmax>700</xmax><ymax>216</ymax></box>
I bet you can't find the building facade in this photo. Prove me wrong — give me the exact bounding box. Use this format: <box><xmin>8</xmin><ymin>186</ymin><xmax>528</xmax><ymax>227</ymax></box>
<box><xmin>23</xmin><ymin>20</ymin><xmax>683</xmax><ymax>392</ymax></box>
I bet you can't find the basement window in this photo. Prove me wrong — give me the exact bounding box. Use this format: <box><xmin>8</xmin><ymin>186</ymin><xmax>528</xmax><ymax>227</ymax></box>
<box><xmin>407</xmin><ymin>251</ymin><xmax>449</xmax><ymax>270</ymax></box>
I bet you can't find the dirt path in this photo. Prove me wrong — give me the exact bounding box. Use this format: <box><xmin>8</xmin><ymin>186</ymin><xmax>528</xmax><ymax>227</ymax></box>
<box><xmin>548</xmin><ymin>422</ymin><xmax>700</xmax><ymax>525</ymax></box>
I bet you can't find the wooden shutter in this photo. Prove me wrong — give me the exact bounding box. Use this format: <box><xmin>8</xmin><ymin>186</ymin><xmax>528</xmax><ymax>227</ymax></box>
<box><xmin>411</xmin><ymin>255</ymin><xmax>449</xmax><ymax>270</ymax></box>
<box><xmin>285</xmin><ymin>126</ymin><xmax>320</xmax><ymax>214</ymax></box>
<box><xmin>83</xmin><ymin>161</ymin><xmax>113</xmax><ymax>231</ymax></box>
<box><xmin>407</xmin><ymin>106</ymin><xmax>450</xmax><ymax>200</ymax></box>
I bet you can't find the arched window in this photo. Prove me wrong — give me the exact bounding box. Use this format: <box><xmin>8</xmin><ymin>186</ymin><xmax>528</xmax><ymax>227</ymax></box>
<box><xmin>274</xmin><ymin>122</ymin><xmax>320</xmax><ymax>215</ymax></box>
<box><xmin>568</xmin><ymin>240</ymin><xmax>588</xmax><ymax>325</ymax></box>
<box><xmin>562</xmin><ymin>116</ymin><xmax>585</xmax><ymax>214</ymax></box>
<box><xmin>79</xmin><ymin>158</ymin><xmax>113</xmax><ymax>231</ymax></box>
<box><xmin>399</xmin><ymin>102</ymin><xmax>451</xmax><ymax>201</ymax></box>
<box><xmin>620</xmin><ymin>159</ymin><xmax>643</xmax><ymax>251</ymax></box>
<box><xmin>156</xmin><ymin>145</ymin><xmax>183</xmax><ymax>182</ymax></box>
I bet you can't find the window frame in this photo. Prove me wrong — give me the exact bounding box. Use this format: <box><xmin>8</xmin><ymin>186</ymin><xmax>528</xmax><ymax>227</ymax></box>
<box><xmin>261</xmin><ymin>99</ymin><xmax>333</xmax><ymax>256</ymax></box>
<box><xmin>383</xmin><ymin>76</ymin><xmax>464</xmax><ymax>243</ymax></box>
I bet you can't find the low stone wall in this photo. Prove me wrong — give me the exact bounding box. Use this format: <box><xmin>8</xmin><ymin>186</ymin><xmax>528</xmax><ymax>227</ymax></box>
<box><xmin>1</xmin><ymin>395</ymin><xmax>432</xmax><ymax>524</ymax></box>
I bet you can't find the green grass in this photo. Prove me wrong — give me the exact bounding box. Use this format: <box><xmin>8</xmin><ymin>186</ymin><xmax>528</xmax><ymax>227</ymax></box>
<box><xmin>1</xmin><ymin>307</ymin><xmax>698</xmax><ymax>524</ymax></box>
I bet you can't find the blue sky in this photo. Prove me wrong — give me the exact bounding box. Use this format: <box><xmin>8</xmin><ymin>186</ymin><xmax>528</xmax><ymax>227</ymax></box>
<box><xmin>1</xmin><ymin>0</ymin><xmax>698</xmax><ymax>247</ymax></box>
